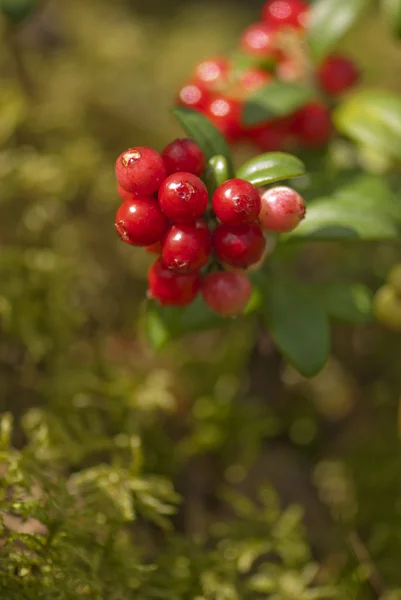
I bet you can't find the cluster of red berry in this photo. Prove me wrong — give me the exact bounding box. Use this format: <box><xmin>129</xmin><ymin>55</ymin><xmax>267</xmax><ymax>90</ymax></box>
<box><xmin>114</xmin><ymin>139</ymin><xmax>306</xmax><ymax>316</ymax></box>
<box><xmin>177</xmin><ymin>0</ymin><xmax>359</xmax><ymax>150</ymax></box>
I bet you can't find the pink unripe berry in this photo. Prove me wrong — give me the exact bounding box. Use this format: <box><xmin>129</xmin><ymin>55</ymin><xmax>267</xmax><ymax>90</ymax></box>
<box><xmin>162</xmin><ymin>138</ymin><xmax>206</xmax><ymax>177</ymax></box>
<box><xmin>212</xmin><ymin>178</ymin><xmax>261</xmax><ymax>225</ymax></box>
<box><xmin>115</xmin><ymin>197</ymin><xmax>168</xmax><ymax>246</ymax></box>
<box><xmin>158</xmin><ymin>172</ymin><xmax>208</xmax><ymax>223</ymax></box>
<box><xmin>115</xmin><ymin>146</ymin><xmax>167</xmax><ymax>195</ymax></box>
<box><xmin>202</xmin><ymin>271</ymin><xmax>253</xmax><ymax>317</ymax></box>
<box><xmin>162</xmin><ymin>220</ymin><xmax>212</xmax><ymax>274</ymax></box>
<box><xmin>148</xmin><ymin>258</ymin><xmax>201</xmax><ymax>306</ymax></box>
<box><xmin>259</xmin><ymin>186</ymin><xmax>306</xmax><ymax>233</ymax></box>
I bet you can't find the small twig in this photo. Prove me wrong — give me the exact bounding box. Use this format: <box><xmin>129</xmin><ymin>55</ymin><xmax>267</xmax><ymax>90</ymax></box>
<box><xmin>347</xmin><ymin>530</ymin><xmax>386</xmax><ymax>598</ymax></box>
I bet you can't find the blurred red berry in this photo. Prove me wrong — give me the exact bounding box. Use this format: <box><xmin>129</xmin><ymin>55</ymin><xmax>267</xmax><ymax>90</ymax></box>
<box><xmin>262</xmin><ymin>0</ymin><xmax>309</xmax><ymax>29</ymax></box>
<box><xmin>318</xmin><ymin>54</ymin><xmax>359</xmax><ymax>96</ymax></box>
<box><xmin>276</xmin><ymin>56</ymin><xmax>305</xmax><ymax>82</ymax></box>
<box><xmin>212</xmin><ymin>179</ymin><xmax>261</xmax><ymax>225</ymax></box>
<box><xmin>177</xmin><ymin>81</ymin><xmax>211</xmax><ymax>111</ymax></box>
<box><xmin>213</xmin><ymin>223</ymin><xmax>266</xmax><ymax>268</ymax></box>
<box><xmin>162</xmin><ymin>138</ymin><xmax>206</xmax><ymax>177</ymax></box>
<box><xmin>202</xmin><ymin>271</ymin><xmax>253</xmax><ymax>316</ymax></box>
<box><xmin>240</xmin><ymin>22</ymin><xmax>278</xmax><ymax>58</ymax></box>
<box><xmin>292</xmin><ymin>101</ymin><xmax>332</xmax><ymax>147</ymax></box>
<box><xmin>194</xmin><ymin>56</ymin><xmax>229</xmax><ymax>90</ymax></box>
<box><xmin>162</xmin><ymin>220</ymin><xmax>212</xmax><ymax>274</ymax></box>
<box><xmin>158</xmin><ymin>172</ymin><xmax>208</xmax><ymax>223</ymax></box>
<box><xmin>247</xmin><ymin>118</ymin><xmax>290</xmax><ymax>151</ymax></box>
<box><xmin>148</xmin><ymin>258</ymin><xmax>201</xmax><ymax>306</ymax></box>
<box><xmin>238</xmin><ymin>68</ymin><xmax>273</xmax><ymax>93</ymax></box>
<box><xmin>115</xmin><ymin>197</ymin><xmax>168</xmax><ymax>246</ymax></box>
<box><xmin>115</xmin><ymin>146</ymin><xmax>167</xmax><ymax>196</ymax></box>
<box><xmin>259</xmin><ymin>185</ymin><xmax>306</xmax><ymax>233</ymax></box>
<box><xmin>204</xmin><ymin>95</ymin><xmax>243</xmax><ymax>142</ymax></box>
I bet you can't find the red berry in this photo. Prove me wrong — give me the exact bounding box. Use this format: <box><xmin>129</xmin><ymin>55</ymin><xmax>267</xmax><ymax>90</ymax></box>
<box><xmin>238</xmin><ymin>68</ymin><xmax>273</xmax><ymax>93</ymax></box>
<box><xmin>115</xmin><ymin>197</ymin><xmax>168</xmax><ymax>246</ymax></box>
<box><xmin>318</xmin><ymin>54</ymin><xmax>359</xmax><ymax>96</ymax></box>
<box><xmin>240</xmin><ymin>22</ymin><xmax>278</xmax><ymax>58</ymax></box>
<box><xmin>259</xmin><ymin>185</ymin><xmax>306</xmax><ymax>233</ymax></box>
<box><xmin>292</xmin><ymin>101</ymin><xmax>332</xmax><ymax>147</ymax></box>
<box><xmin>115</xmin><ymin>147</ymin><xmax>167</xmax><ymax>196</ymax></box>
<box><xmin>148</xmin><ymin>258</ymin><xmax>201</xmax><ymax>306</ymax></box>
<box><xmin>262</xmin><ymin>0</ymin><xmax>309</xmax><ymax>29</ymax></box>
<box><xmin>117</xmin><ymin>183</ymin><xmax>137</xmax><ymax>203</ymax></box>
<box><xmin>213</xmin><ymin>223</ymin><xmax>266</xmax><ymax>268</ymax></box>
<box><xmin>204</xmin><ymin>96</ymin><xmax>243</xmax><ymax>142</ymax></box>
<box><xmin>247</xmin><ymin>118</ymin><xmax>291</xmax><ymax>152</ymax></box>
<box><xmin>158</xmin><ymin>172</ymin><xmax>208</xmax><ymax>223</ymax></box>
<box><xmin>194</xmin><ymin>56</ymin><xmax>229</xmax><ymax>90</ymax></box>
<box><xmin>162</xmin><ymin>220</ymin><xmax>212</xmax><ymax>274</ymax></box>
<box><xmin>202</xmin><ymin>271</ymin><xmax>253</xmax><ymax>317</ymax></box>
<box><xmin>212</xmin><ymin>178</ymin><xmax>261</xmax><ymax>225</ymax></box>
<box><xmin>177</xmin><ymin>81</ymin><xmax>211</xmax><ymax>111</ymax></box>
<box><xmin>162</xmin><ymin>138</ymin><xmax>206</xmax><ymax>177</ymax></box>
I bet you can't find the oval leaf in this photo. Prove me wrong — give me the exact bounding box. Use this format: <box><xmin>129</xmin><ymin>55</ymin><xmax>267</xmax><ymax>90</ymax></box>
<box><xmin>237</xmin><ymin>152</ymin><xmax>306</xmax><ymax>187</ymax></box>
<box><xmin>314</xmin><ymin>283</ymin><xmax>373</xmax><ymax>324</ymax></box>
<box><xmin>261</xmin><ymin>280</ymin><xmax>330</xmax><ymax>377</ymax></box>
<box><xmin>334</xmin><ymin>90</ymin><xmax>401</xmax><ymax>161</ymax></box>
<box><xmin>172</xmin><ymin>107</ymin><xmax>234</xmax><ymax>176</ymax></box>
<box><xmin>381</xmin><ymin>0</ymin><xmax>401</xmax><ymax>37</ymax></box>
<box><xmin>308</xmin><ymin>0</ymin><xmax>373</xmax><ymax>61</ymax></box>
<box><xmin>242</xmin><ymin>82</ymin><xmax>314</xmax><ymax>126</ymax></box>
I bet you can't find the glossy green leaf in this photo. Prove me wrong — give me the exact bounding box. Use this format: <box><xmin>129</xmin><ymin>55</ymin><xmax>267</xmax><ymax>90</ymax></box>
<box><xmin>0</xmin><ymin>0</ymin><xmax>40</xmax><ymax>23</ymax></box>
<box><xmin>204</xmin><ymin>155</ymin><xmax>229</xmax><ymax>194</ymax></box>
<box><xmin>242</xmin><ymin>82</ymin><xmax>314</xmax><ymax>126</ymax></box>
<box><xmin>283</xmin><ymin>175</ymin><xmax>401</xmax><ymax>242</ymax></box>
<box><xmin>172</xmin><ymin>107</ymin><xmax>234</xmax><ymax>176</ymax></box>
<box><xmin>236</xmin><ymin>152</ymin><xmax>306</xmax><ymax>187</ymax></box>
<box><xmin>381</xmin><ymin>0</ymin><xmax>401</xmax><ymax>37</ymax></box>
<box><xmin>334</xmin><ymin>90</ymin><xmax>401</xmax><ymax>161</ymax></box>
<box><xmin>308</xmin><ymin>0</ymin><xmax>373</xmax><ymax>61</ymax></box>
<box><xmin>261</xmin><ymin>280</ymin><xmax>330</xmax><ymax>377</ymax></box>
<box><xmin>314</xmin><ymin>283</ymin><xmax>374</xmax><ymax>324</ymax></box>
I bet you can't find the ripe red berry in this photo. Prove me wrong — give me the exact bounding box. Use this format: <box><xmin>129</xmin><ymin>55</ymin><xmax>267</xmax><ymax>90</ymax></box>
<box><xmin>117</xmin><ymin>184</ymin><xmax>137</xmax><ymax>203</ymax></box>
<box><xmin>115</xmin><ymin>147</ymin><xmax>167</xmax><ymax>196</ymax></box>
<box><xmin>162</xmin><ymin>220</ymin><xmax>212</xmax><ymax>274</ymax></box>
<box><xmin>292</xmin><ymin>101</ymin><xmax>332</xmax><ymax>147</ymax></box>
<box><xmin>202</xmin><ymin>271</ymin><xmax>253</xmax><ymax>317</ymax></box>
<box><xmin>262</xmin><ymin>0</ymin><xmax>309</xmax><ymax>29</ymax></box>
<box><xmin>247</xmin><ymin>118</ymin><xmax>291</xmax><ymax>152</ymax></box>
<box><xmin>212</xmin><ymin>179</ymin><xmax>261</xmax><ymax>225</ymax></box>
<box><xmin>238</xmin><ymin>68</ymin><xmax>273</xmax><ymax>94</ymax></box>
<box><xmin>213</xmin><ymin>223</ymin><xmax>266</xmax><ymax>268</ymax></box>
<box><xmin>177</xmin><ymin>81</ymin><xmax>211</xmax><ymax>111</ymax></box>
<box><xmin>318</xmin><ymin>54</ymin><xmax>359</xmax><ymax>96</ymax></box>
<box><xmin>162</xmin><ymin>138</ymin><xmax>206</xmax><ymax>177</ymax></box>
<box><xmin>259</xmin><ymin>185</ymin><xmax>306</xmax><ymax>232</ymax></box>
<box><xmin>158</xmin><ymin>172</ymin><xmax>208</xmax><ymax>223</ymax></box>
<box><xmin>115</xmin><ymin>197</ymin><xmax>168</xmax><ymax>246</ymax></box>
<box><xmin>240</xmin><ymin>22</ymin><xmax>278</xmax><ymax>58</ymax></box>
<box><xmin>194</xmin><ymin>56</ymin><xmax>229</xmax><ymax>90</ymax></box>
<box><xmin>148</xmin><ymin>258</ymin><xmax>201</xmax><ymax>306</ymax></box>
<box><xmin>204</xmin><ymin>96</ymin><xmax>243</xmax><ymax>142</ymax></box>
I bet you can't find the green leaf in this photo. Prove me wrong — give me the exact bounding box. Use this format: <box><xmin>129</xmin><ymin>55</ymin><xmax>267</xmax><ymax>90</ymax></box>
<box><xmin>242</xmin><ymin>82</ymin><xmax>314</xmax><ymax>126</ymax></box>
<box><xmin>381</xmin><ymin>0</ymin><xmax>401</xmax><ymax>38</ymax></box>
<box><xmin>308</xmin><ymin>0</ymin><xmax>373</xmax><ymax>61</ymax></box>
<box><xmin>334</xmin><ymin>90</ymin><xmax>401</xmax><ymax>161</ymax></box>
<box><xmin>236</xmin><ymin>152</ymin><xmax>306</xmax><ymax>187</ymax></box>
<box><xmin>261</xmin><ymin>280</ymin><xmax>330</xmax><ymax>377</ymax></box>
<box><xmin>0</xmin><ymin>0</ymin><xmax>40</xmax><ymax>23</ymax></box>
<box><xmin>314</xmin><ymin>283</ymin><xmax>374</xmax><ymax>324</ymax></box>
<box><xmin>283</xmin><ymin>175</ymin><xmax>401</xmax><ymax>242</ymax></box>
<box><xmin>172</xmin><ymin>107</ymin><xmax>234</xmax><ymax>176</ymax></box>
<box><xmin>204</xmin><ymin>155</ymin><xmax>229</xmax><ymax>194</ymax></box>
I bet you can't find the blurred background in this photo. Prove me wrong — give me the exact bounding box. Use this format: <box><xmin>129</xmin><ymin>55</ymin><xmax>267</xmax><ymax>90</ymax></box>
<box><xmin>1</xmin><ymin>0</ymin><xmax>401</xmax><ymax>597</ymax></box>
